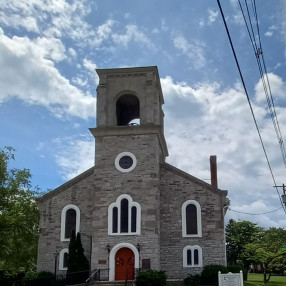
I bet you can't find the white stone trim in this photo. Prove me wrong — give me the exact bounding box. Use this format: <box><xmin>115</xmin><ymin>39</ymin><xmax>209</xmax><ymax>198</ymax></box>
<box><xmin>182</xmin><ymin>200</ymin><xmax>202</xmax><ymax>237</ymax></box>
<box><xmin>108</xmin><ymin>194</ymin><xmax>141</xmax><ymax>235</ymax></box>
<box><xmin>115</xmin><ymin>152</ymin><xmax>137</xmax><ymax>173</ymax></box>
<box><xmin>109</xmin><ymin>243</ymin><xmax>139</xmax><ymax>281</ymax></box>
<box><xmin>60</xmin><ymin>204</ymin><xmax>80</xmax><ymax>241</ymax></box>
<box><xmin>183</xmin><ymin>245</ymin><xmax>203</xmax><ymax>268</ymax></box>
<box><xmin>59</xmin><ymin>248</ymin><xmax>69</xmax><ymax>270</ymax></box>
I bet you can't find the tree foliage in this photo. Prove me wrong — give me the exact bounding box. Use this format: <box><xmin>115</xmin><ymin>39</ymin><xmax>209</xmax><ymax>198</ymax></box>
<box><xmin>226</xmin><ymin>219</ymin><xmax>263</xmax><ymax>267</ymax></box>
<box><xmin>0</xmin><ymin>147</ymin><xmax>40</xmax><ymax>274</ymax></box>
<box><xmin>243</xmin><ymin>227</ymin><xmax>286</xmax><ymax>283</ymax></box>
<box><xmin>67</xmin><ymin>231</ymin><xmax>89</xmax><ymax>284</ymax></box>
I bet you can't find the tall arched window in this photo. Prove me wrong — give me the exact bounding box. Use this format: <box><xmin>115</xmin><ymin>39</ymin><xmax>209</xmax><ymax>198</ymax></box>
<box><xmin>61</xmin><ymin>204</ymin><xmax>80</xmax><ymax>241</ymax></box>
<box><xmin>182</xmin><ymin>200</ymin><xmax>202</xmax><ymax>237</ymax></box>
<box><xmin>108</xmin><ymin>194</ymin><xmax>141</xmax><ymax>235</ymax></box>
<box><xmin>183</xmin><ymin>245</ymin><xmax>203</xmax><ymax>267</ymax></box>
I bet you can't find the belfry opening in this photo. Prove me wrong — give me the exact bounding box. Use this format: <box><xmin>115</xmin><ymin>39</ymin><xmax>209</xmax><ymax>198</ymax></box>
<box><xmin>116</xmin><ymin>94</ymin><xmax>140</xmax><ymax>126</ymax></box>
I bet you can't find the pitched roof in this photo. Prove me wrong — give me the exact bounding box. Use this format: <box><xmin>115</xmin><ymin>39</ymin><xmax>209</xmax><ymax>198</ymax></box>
<box><xmin>36</xmin><ymin>166</ymin><xmax>95</xmax><ymax>203</ymax></box>
<box><xmin>160</xmin><ymin>162</ymin><xmax>228</xmax><ymax>196</ymax></box>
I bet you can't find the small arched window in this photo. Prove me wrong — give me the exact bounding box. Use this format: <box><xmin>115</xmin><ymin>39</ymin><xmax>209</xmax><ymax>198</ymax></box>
<box><xmin>59</xmin><ymin>248</ymin><xmax>69</xmax><ymax>270</ymax></box>
<box><xmin>61</xmin><ymin>204</ymin><xmax>80</xmax><ymax>241</ymax></box>
<box><xmin>182</xmin><ymin>200</ymin><xmax>202</xmax><ymax>237</ymax></box>
<box><xmin>116</xmin><ymin>94</ymin><xmax>140</xmax><ymax>126</ymax></box>
<box><xmin>108</xmin><ymin>194</ymin><xmax>141</xmax><ymax>235</ymax></box>
<box><xmin>183</xmin><ymin>245</ymin><xmax>203</xmax><ymax>267</ymax></box>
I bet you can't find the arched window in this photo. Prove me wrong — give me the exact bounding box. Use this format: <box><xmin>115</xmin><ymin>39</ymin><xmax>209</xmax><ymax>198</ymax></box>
<box><xmin>116</xmin><ymin>94</ymin><xmax>140</xmax><ymax>126</ymax></box>
<box><xmin>59</xmin><ymin>248</ymin><xmax>69</xmax><ymax>270</ymax></box>
<box><xmin>183</xmin><ymin>245</ymin><xmax>203</xmax><ymax>267</ymax></box>
<box><xmin>61</xmin><ymin>204</ymin><xmax>80</xmax><ymax>241</ymax></box>
<box><xmin>108</xmin><ymin>194</ymin><xmax>141</xmax><ymax>235</ymax></box>
<box><xmin>182</xmin><ymin>200</ymin><xmax>202</xmax><ymax>237</ymax></box>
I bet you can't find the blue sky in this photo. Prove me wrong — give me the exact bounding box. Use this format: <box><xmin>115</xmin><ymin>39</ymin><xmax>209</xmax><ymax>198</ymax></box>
<box><xmin>1</xmin><ymin>0</ymin><xmax>286</xmax><ymax>228</ymax></box>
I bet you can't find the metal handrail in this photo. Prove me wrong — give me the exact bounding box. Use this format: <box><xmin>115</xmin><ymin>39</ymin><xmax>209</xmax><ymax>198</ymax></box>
<box><xmin>85</xmin><ymin>268</ymin><xmax>99</xmax><ymax>283</ymax></box>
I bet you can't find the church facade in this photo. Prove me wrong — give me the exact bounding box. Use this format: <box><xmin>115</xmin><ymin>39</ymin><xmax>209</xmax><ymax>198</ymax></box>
<box><xmin>37</xmin><ymin>66</ymin><xmax>229</xmax><ymax>281</ymax></box>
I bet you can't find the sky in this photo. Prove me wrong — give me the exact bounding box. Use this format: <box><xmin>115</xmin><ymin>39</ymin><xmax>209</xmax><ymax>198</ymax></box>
<box><xmin>1</xmin><ymin>0</ymin><xmax>286</xmax><ymax>229</ymax></box>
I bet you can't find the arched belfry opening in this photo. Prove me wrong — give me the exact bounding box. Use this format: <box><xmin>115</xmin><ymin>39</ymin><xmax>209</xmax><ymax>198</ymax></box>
<box><xmin>116</xmin><ymin>94</ymin><xmax>140</xmax><ymax>126</ymax></box>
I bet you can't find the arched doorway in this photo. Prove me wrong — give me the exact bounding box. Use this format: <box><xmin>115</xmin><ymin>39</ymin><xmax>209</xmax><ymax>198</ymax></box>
<box><xmin>115</xmin><ymin>247</ymin><xmax>135</xmax><ymax>281</ymax></box>
<box><xmin>109</xmin><ymin>242</ymin><xmax>139</xmax><ymax>281</ymax></box>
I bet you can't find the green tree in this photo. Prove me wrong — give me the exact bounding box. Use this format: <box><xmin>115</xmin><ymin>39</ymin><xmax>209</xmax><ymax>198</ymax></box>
<box><xmin>226</xmin><ymin>219</ymin><xmax>263</xmax><ymax>267</ymax></box>
<box><xmin>243</xmin><ymin>227</ymin><xmax>286</xmax><ymax>284</ymax></box>
<box><xmin>67</xmin><ymin>231</ymin><xmax>89</xmax><ymax>284</ymax></box>
<box><xmin>0</xmin><ymin>147</ymin><xmax>40</xmax><ymax>274</ymax></box>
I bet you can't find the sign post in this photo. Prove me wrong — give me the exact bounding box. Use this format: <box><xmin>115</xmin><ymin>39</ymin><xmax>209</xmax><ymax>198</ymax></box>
<box><xmin>218</xmin><ymin>271</ymin><xmax>243</xmax><ymax>286</ymax></box>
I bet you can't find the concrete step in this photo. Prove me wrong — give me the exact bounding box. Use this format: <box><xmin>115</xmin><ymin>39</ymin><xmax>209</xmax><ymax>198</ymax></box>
<box><xmin>88</xmin><ymin>281</ymin><xmax>134</xmax><ymax>286</ymax></box>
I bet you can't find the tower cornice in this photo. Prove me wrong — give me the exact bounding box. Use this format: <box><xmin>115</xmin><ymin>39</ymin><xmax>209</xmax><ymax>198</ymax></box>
<box><xmin>89</xmin><ymin>125</ymin><xmax>169</xmax><ymax>157</ymax></box>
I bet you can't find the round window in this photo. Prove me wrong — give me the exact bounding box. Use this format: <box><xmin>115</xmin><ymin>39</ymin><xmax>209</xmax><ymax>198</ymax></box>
<box><xmin>115</xmin><ymin>152</ymin><xmax>137</xmax><ymax>173</ymax></box>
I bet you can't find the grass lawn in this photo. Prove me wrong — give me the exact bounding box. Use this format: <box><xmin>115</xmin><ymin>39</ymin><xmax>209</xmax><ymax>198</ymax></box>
<box><xmin>244</xmin><ymin>274</ymin><xmax>286</xmax><ymax>286</ymax></box>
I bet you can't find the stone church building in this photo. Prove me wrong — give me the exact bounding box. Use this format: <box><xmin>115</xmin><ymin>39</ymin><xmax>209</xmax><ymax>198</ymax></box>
<box><xmin>37</xmin><ymin>66</ymin><xmax>229</xmax><ymax>282</ymax></box>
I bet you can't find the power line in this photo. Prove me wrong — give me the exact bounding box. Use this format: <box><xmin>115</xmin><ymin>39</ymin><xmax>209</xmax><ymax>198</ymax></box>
<box><xmin>216</xmin><ymin>0</ymin><xmax>286</xmax><ymax>215</ymax></box>
<box><xmin>229</xmin><ymin>206</ymin><xmax>282</xmax><ymax>216</ymax></box>
<box><xmin>238</xmin><ymin>0</ymin><xmax>286</xmax><ymax>168</ymax></box>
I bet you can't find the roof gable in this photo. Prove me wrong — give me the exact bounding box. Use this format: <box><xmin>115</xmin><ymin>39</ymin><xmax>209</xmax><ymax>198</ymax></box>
<box><xmin>160</xmin><ymin>162</ymin><xmax>228</xmax><ymax>196</ymax></box>
<box><xmin>37</xmin><ymin>166</ymin><xmax>95</xmax><ymax>203</ymax></box>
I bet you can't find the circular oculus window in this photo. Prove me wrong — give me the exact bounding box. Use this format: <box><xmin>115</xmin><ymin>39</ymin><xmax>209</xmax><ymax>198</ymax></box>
<box><xmin>115</xmin><ymin>152</ymin><xmax>137</xmax><ymax>173</ymax></box>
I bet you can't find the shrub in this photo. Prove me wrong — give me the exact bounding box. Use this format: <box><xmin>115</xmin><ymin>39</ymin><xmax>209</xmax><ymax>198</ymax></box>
<box><xmin>136</xmin><ymin>269</ymin><xmax>167</xmax><ymax>286</ymax></box>
<box><xmin>200</xmin><ymin>265</ymin><xmax>227</xmax><ymax>285</ymax></box>
<box><xmin>67</xmin><ymin>232</ymin><xmax>89</xmax><ymax>285</ymax></box>
<box><xmin>227</xmin><ymin>265</ymin><xmax>247</xmax><ymax>281</ymax></box>
<box><xmin>184</xmin><ymin>274</ymin><xmax>201</xmax><ymax>286</ymax></box>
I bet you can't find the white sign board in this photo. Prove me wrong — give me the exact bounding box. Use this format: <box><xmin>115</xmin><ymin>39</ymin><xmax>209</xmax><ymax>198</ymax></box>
<box><xmin>218</xmin><ymin>271</ymin><xmax>243</xmax><ymax>286</ymax></box>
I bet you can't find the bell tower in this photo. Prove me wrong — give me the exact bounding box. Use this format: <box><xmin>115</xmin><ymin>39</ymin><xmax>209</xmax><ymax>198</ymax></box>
<box><xmin>89</xmin><ymin>66</ymin><xmax>168</xmax><ymax>276</ymax></box>
<box><xmin>90</xmin><ymin>66</ymin><xmax>168</xmax><ymax>164</ymax></box>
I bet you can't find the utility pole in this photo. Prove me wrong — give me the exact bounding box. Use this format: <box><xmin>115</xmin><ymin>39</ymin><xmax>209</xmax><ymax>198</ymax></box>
<box><xmin>274</xmin><ymin>184</ymin><xmax>286</xmax><ymax>207</ymax></box>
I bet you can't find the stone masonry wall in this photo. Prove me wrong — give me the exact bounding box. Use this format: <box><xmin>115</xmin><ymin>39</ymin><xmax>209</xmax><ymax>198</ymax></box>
<box><xmin>37</xmin><ymin>171</ymin><xmax>94</xmax><ymax>274</ymax></box>
<box><xmin>91</xmin><ymin>133</ymin><xmax>162</xmax><ymax>273</ymax></box>
<box><xmin>159</xmin><ymin>164</ymin><xmax>227</xmax><ymax>280</ymax></box>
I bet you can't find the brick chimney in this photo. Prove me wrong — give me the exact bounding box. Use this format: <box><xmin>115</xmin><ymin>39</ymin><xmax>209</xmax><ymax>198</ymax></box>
<box><xmin>210</xmin><ymin>155</ymin><xmax>218</xmax><ymax>188</ymax></box>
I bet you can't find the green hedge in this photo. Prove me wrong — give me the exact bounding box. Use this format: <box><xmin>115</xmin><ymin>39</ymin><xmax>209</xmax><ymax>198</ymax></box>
<box><xmin>184</xmin><ymin>264</ymin><xmax>247</xmax><ymax>286</ymax></box>
<box><xmin>136</xmin><ymin>269</ymin><xmax>167</xmax><ymax>286</ymax></box>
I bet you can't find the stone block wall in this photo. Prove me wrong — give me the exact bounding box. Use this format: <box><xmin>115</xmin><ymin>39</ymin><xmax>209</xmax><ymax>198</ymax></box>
<box><xmin>159</xmin><ymin>163</ymin><xmax>227</xmax><ymax>280</ymax></box>
<box><xmin>91</xmin><ymin>132</ymin><xmax>162</xmax><ymax>272</ymax></box>
<box><xmin>37</xmin><ymin>169</ymin><xmax>94</xmax><ymax>274</ymax></box>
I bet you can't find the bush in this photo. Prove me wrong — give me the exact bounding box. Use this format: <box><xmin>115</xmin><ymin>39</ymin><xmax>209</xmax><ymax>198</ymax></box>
<box><xmin>227</xmin><ymin>265</ymin><xmax>247</xmax><ymax>281</ymax></box>
<box><xmin>184</xmin><ymin>264</ymin><xmax>247</xmax><ymax>286</ymax></box>
<box><xmin>136</xmin><ymin>269</ymin><xmax>167</xmax><ymax>286</ymax></box>
<box><xmin>0</xmin><ymin>271</ymin><xmax>55</xmax><ymax>286</ymax></box>
<box><xmin>201</xmin><ymin>265</ymin><xmax>227</xmax><ymax>285</ymax></box>
<box><xmin>184</xmin><ymin>274</ymin><xmax>201</xmax><ymax>286</ymax></box>
<box><xmin>33</xmin><ymin>271</ymin><xmax>55</xmax><ymax>286</ymax></box>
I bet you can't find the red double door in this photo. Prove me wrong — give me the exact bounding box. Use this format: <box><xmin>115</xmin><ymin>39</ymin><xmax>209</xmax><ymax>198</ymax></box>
<box><xmin>115</xmin><ymin>248</ymin><xmax>135</xmax><ymax>281</ymax></box>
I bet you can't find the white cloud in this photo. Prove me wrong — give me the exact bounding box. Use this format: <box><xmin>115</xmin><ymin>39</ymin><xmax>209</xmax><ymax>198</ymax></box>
<box><xmin>160</xmin><ymin>75</ymin><xmax>286</xmax><ymax>228</ymax></box>
<box><xmin>68</xmin><ymin>48</ymin><xmax>77</xmax><ymax>58</ymax></box>
<box><xmin>35</xmin><ymin>37</ymin><xmax>67</xmax><ymax>62</ymax></box>
<box><xmin>112</xmin><ymin>24</ymin><xmax>155</xmax><ymax>49</ymax></box>
<box><xmin>265</xmin><ymin>31</ymin><xmax>273</xmax><ymax>37</ymax></box>
<box><xmin>173</xmin><ymin>35</ymin><xmax>207</xmax><ymax>68</ymax></box>
<box><xmin>90</xmin><ymin>19</ymin><xmax>114</xmax><ymax>47</ymax></box>
<box><xmin>255</xmin><ymin>73</ymin><xmax>286</xmax><ymax>104</ymax></box>
<box><xmin>83</xmin><ymin>58</ymin><xmax>99</xmax><ymax>85</ymax></box>
<box><xmin>226</xmin><ymin>201</ymin><xmax>286</xmax><ymax>228</ymax></box>
<box><xmin>0</xmin><ymin>29</ymin><xmax>96</xmax><ymax>119</ymax></box>
<box><xmin>208</xmin><ymin>9</ymin><xmax>218</xmax><ymax>24</ymax></box>
<box><xmin>54</xmin><ymin>135</ymin><xmax>94</xmax><ymax>181</ymax></box>
<box><xmin>0</xmin><ymin>0</ymin><xmax>112</xmax><ymax>49</ymax></box>
<box><xmin>72</xmin><ymin>77</ymin><xmax>88</xmax><ymax>87</ymax></box>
